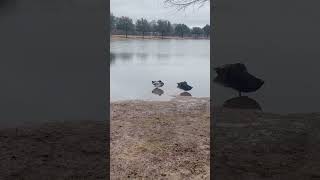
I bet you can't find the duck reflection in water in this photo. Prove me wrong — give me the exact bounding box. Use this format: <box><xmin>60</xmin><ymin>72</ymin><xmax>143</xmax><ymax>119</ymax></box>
<box><xmin>180</xmin><ymin>92</ymin><xmax>192</xmax><ymax>96</ymax></box>
<box><xmin>223</xmin><ymin>96</ymin><xmax>262</xmax><ymax>111</ymax></box>
<box><xmin>214</xmin><ymin>63</ymin><xmax>264</xmax><ymax>96</ymax></box>
<box><xmin>152</xmin><ymin>88</ymin><xmax>164</xmax><ymax>96</ymax></box>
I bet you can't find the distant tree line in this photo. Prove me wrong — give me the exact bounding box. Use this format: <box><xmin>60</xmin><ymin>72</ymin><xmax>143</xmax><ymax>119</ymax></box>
<box><xmin>110</xmin><ymin>13</ymin><xmax>210</xmax><ymax>39</ymax></box>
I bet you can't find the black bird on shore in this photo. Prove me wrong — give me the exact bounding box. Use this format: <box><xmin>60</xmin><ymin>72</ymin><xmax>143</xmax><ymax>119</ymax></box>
<box><xmin>214</xmin><ymin>63</ymin><xmax>264</xmax><ymax>96</ymax></box>
<box><xmin>177</xmin><ymin>81</ymin><xmax>193</xmax><ymax>91</ymax></box>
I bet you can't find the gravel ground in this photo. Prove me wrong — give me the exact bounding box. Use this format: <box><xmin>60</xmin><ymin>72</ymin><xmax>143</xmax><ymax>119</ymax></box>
<box><xmin>0</xmin><ymin>120</ymin><xmax>107</xmax><ymax>180</ymax></box>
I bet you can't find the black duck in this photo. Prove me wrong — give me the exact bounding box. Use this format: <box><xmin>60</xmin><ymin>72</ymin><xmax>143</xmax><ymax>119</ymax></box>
<box><xmin>214</xmin><ymin>63</ymin><xmax>264</xmax><ymax>96</ymax></box>
<box><xmin>177</xmin><ymin>81</ymin><xmax>193</xmax><ymax>91</ymax></box>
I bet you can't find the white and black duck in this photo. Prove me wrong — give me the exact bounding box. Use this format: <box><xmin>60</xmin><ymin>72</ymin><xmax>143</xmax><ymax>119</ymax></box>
<box><xmin>177</xmin><ymin>81</ymin><xmax>193</xmax><ymax>91</ymax></box>
<box><xmin>214</xmin><ymin>63</ymin><xmax>264</xmax><ymax>96</ymax></box>
<box><xmin>152</xmin><ymin>80</ymin><xmax>164</xmax><ymax>88</ymax></box>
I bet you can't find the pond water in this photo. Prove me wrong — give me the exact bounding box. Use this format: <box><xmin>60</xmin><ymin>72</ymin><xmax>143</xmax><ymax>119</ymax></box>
<box><xmin>110</xmin><ymin>39</ymin><xmax>210</xmax><ymax>101</ymax></box>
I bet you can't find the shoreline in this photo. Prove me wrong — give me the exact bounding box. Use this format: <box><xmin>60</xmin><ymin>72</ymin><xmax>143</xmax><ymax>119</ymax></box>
<box><xmin>111</xmin><ymin>34</ymin><xmax>209</xmax><ymax>40</ymax></box>
<box><xmin>110</xmin><ymin>96</ymin><xmax>210</xmax><ymax>102</ymax></box>
<box><xmin>2</xmin><ymin>98</ymin><xmax>320</xmax><ymax>179</ymax></box>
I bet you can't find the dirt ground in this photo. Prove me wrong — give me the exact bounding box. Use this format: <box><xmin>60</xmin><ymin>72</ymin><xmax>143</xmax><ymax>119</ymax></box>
<box><xmin>0</xmin><ymin>120</ymin><xmax>107</xmax><ymax>180</ymax></box>
<box><xmin>111</xmin><ymin>97</ymin><xmax>210</xmax><ymax>179</ymax></box>
<box><xmin>2</xmin><ymin>97</ymin><xmax>319</xmax><ymax>179</ymax></box>
<box><xmin>0</xmin><ymin>97</ymin><xmax>210</xmax><ymax>180</ymax></box>
<box><xmin>213</xmin><ymin>107</ymin><xmax>320</xmax><ymax>180</ymax></box>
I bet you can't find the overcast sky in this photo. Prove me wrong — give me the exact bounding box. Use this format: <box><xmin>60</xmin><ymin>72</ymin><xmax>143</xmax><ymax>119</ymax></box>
<box><xmin>111</xmin><ymin>0</ymin><xmax>210</xmax><ymax>27</ymax></box>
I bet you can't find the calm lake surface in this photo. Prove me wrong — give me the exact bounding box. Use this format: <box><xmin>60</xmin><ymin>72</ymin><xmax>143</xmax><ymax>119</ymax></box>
<box><xmin>110</xmin><ymin>39</ymin><xmax>210</xmax><ymax>101</ymax></box>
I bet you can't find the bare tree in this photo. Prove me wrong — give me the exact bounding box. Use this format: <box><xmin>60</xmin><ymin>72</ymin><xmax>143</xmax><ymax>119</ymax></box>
<box><xmin>164</xmin><ymin>0</ymin><xmax>208</xmax><ymax>10</ymax></box>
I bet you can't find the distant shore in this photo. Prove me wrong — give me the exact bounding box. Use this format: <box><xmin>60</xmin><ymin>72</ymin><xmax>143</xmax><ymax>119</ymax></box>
<box><xmin>111</xmin><ymin>34</ymin><xmax>209</xmax><ymax>40</ymax></box>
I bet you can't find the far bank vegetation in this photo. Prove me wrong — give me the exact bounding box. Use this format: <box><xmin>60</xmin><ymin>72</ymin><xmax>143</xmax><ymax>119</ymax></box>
<box><xmin>110</xmin><ymin>13</ymin><xmax>210</xmax><ymax>39</ymax></box>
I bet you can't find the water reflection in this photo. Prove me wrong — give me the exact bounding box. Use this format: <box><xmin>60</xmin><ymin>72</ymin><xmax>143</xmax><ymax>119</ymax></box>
<box><xmin>180</xmin><ymin>92</ymin><xmax>192</xmax><ymax>96</ymax></box>
<box><xmin>152</xmin><ymin>88</ymin><xmax>164</xmax><ymax>96</ymax></box>
<box><xmin>136</xmin><ymin>53</ymin><xmax>148</xmax><ymax>61</ymax></box>
<box><xmin>112</xmin><ymin>52</ymin><xmax>134</xmax><ymax>62</ymax></box>
<box><xmin>156</xmin><ymin>53</ymin><xmax>170</xmax><ymax>59</ymax></box>
<box><xmin>223</xmin><ymin>96</ymin><xmax>262</xmax><ymax>111</ymax></box>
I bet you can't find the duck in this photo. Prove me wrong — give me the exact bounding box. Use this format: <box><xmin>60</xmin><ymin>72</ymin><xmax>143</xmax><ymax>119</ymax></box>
<box><xmin>152</xmin><ymin>80</ymin><xmax>164</xmax><ymax>88</ymax></box>
<box><xmin>177</xmin><ymin>81</ymin><xmax>193</xmax><ymax>91</ymax></box>
<box><xmin>214</xmin><ymin>63</ymin><xmax>264</xmax><ymax>96</ymax></box>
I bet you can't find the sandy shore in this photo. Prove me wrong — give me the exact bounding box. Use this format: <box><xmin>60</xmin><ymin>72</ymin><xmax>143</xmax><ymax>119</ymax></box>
<box><xmin>111</xmin><ymin>34</ymin><xmax>209</xmax><ymax>40</ymax></box>
<box><xmin>111</xmin><ymin>97</ymin><xmax>210</xmax><ymax>179</ymax></box>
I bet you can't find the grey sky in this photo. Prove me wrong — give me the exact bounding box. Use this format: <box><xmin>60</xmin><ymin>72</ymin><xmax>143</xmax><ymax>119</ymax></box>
<box><xmin>111</xmin><ymin>0</ymin><xmax>210</xmax><ymax>27</ymax></box>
